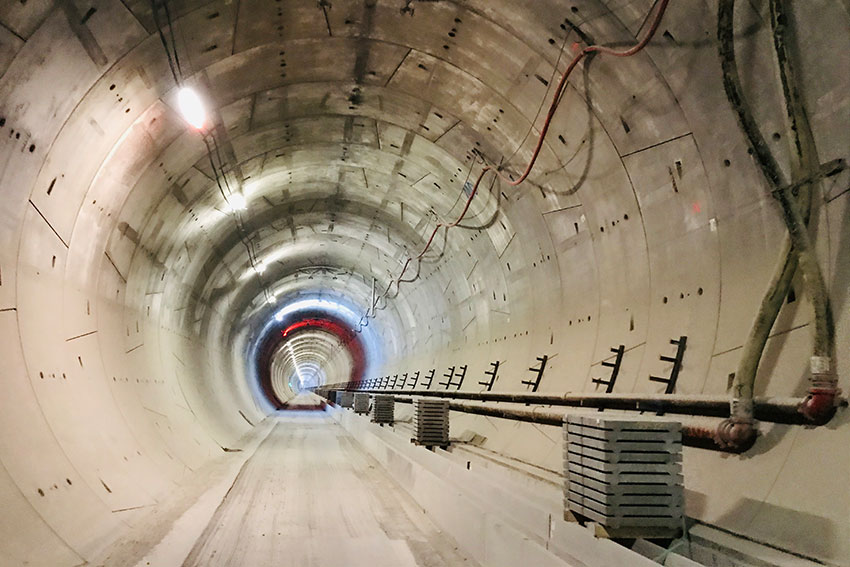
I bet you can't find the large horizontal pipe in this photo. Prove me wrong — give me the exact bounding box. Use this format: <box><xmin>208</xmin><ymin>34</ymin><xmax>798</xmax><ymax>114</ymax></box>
<box><xmin>317</xmin><ymin>385</ymin><xmax>846</xmax><ymax>425</ymax></box>
<box><xmin>387</xmin><ymin>395</ymin><xmax>563</xmax><ymax>425</ymax></box>
<box><xmin>335</xmin><ymin>394</ymin><xmax>753</xmax><ymax>453</ymax></box>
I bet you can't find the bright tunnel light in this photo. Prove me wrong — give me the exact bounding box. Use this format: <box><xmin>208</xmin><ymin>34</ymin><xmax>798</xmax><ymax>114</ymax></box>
<box><xmin>177</xmin><ymin>86</ymin><xmax>206</xmax><ymax>130</ymax></box>
<box><xmin>271</xmin><ymin>298</ymin><xmax>360</xmax><ymax>324</ymax></box>
<box><xmin>227</xmin><ymin>191</ymin><xmax>247</xmax><ymax>212</ymax></box>
<box><xmin>254</xmin><ymin>260</ymin><xmax>267</xmax><ymax>275</ymax></box>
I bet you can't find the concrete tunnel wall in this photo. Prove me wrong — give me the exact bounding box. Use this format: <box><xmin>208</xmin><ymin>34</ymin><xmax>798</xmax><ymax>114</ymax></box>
<box><xmin>0</xmin><ymin>1</ymin><xmax>847</xmax><ymax>565</ymax></box>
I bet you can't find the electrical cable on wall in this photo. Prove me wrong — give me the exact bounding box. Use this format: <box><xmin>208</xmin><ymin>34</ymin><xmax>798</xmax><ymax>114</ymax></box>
<box><xmin>356</xmin><ymin>0</ymin><xmax>671</xmax><ymax>332</ymax></box>
<box><xmin>150</xmin><ymin>0</ymin><xmax>275</xmax><ymax>304</ymax></box>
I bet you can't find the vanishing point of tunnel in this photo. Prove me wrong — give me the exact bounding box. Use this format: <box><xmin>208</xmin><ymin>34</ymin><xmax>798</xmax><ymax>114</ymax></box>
<box><xmin>0</xmin><ymin>1</ymin><xmax>848</xmax><ymax>566</ymax></box>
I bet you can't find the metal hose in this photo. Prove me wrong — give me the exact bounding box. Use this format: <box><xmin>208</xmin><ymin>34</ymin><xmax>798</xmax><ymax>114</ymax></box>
<box><xmin>717</xmin><ymin>0</ymin><xmax>837</xmax><ymax>424</ymax></box>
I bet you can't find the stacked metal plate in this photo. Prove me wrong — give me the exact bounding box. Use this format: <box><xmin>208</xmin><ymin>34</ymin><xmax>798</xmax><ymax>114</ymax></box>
<box><xmin>337</xmin><ymin>391</ymin><xmax>354</xmax><ymax>408</ymax></box>
<box><xmin>370</xmin><ymin>395</ymin><xmax>394</xmax><ymax>424</ymax></box>
<box><xmin>353</xmin><ymin>392</ymin><xmax>370</xmax><ymax>414</ymax></box>
<box><xmin>412</xmin><ymin>398</ymin><xmax>450</xmax><ymax>447</ymax></box>
<box><xmin>564</xmin><ymin>414</ymin><xmax>683</xmax><ymax>536</ymax></box>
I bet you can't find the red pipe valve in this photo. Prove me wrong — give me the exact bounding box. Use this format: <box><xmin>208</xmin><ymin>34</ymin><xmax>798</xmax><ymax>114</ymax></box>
<box><xmin>798</xmin><ymin>357</ymin><xmax>840</xmax><ymax>425</ymax></box>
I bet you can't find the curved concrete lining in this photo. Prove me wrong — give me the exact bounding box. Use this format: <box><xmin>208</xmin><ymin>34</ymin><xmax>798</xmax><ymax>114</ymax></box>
<box><xmin>0</xmin><ymin>1</ymin><xmax>847</xmax><ymax>565</ymax></box>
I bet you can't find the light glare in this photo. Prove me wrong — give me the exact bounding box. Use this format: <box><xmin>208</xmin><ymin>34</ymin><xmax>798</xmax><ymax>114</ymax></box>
<box><xmin>227</xmin><ymin>191</ymin><xmax>247</xmax><ymax>211</ymax></box>
<box><xmin>271</xmin><ymin>298</ymin><xmax>359</xmax><ymax>324</ymax></box>
<box><xmin>177</xmin><ymin>87</ymin><xmax>206</xmax><ymax>129</ymax></box>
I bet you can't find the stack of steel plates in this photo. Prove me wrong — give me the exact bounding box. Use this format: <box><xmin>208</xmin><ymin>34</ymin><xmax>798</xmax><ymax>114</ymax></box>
<box><xmin>370</xmin><ymin>395</ymin><xmax>394</xmax><ymax>424</ymax></box>
<box><xmin>337</xmin><ymin>391</ymin><xmax>354</xmax><ymax>408</ymax></box>
<box><xmin>353</xmin><ymin>392</ymin><xmax>370</xmax><ymax>414</ymax></box>
<box><xmin>564</xmin><ymin>414</ymin><xmax>683</xmax><ymax>537</ymax></box>
<box><xmin>412</xmin><ymin>398</ymin><xmax>450</xmax><ymax>447</ymax></box>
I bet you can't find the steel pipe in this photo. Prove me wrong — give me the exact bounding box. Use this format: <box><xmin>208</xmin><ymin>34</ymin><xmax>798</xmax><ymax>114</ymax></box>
<box><xmin>332</xmin><ymin>394</ymin><xmax>757</xmax><ymax>453</ymax></box>
<box><xmin>316</xmin><ymin>385</ymin><xmax>844</xmax><ymax>425</ymax></box>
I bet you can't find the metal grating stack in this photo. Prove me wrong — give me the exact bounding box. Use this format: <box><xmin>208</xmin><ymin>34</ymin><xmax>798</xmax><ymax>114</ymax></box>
<box><xmin>370</xmin><ymin>395</ymin><xmax>395</xmax><ymax>424</ymax></box>
<box><xmin>353</xmin><ymin>393</ymin><xmax>370</xmax><ymax>414</ymax></box>
<box><xmin>337</xmin><ymin>391</ymin><xmax>354</xmax><ymax>408</ymax></box>
<box><xmin>412</xmin><ymin>398</ymin><xmax>450</xmax><ymax>447</ymax></box>
<box><xmin>564</xmin><ymin>414</ymin><xmax>683</xmax><ymax>538</ymax></box>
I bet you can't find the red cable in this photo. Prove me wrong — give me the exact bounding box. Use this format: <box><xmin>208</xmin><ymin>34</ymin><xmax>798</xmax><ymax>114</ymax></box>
<box><xmin>365</xmin><ymin>0</ymin><xmax>671</xmax><ymax>320</ymax></box>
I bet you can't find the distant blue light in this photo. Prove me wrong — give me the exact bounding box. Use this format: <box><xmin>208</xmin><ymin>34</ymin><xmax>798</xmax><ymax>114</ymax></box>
<box><xmin>245</xmin><ymin>291</ymin><xmax>383</xmax><ymax>412</ymax></box>
<box><xmin>272</xmin><ymin>298</ymin><xmax>359</xmax><ymax>323</ymax></box>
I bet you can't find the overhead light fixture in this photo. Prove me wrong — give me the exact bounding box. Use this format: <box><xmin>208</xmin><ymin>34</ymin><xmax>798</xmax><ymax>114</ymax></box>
<box><xmin>254</xmin><ymin>261</ymin><xmax>267</xmax><ymax>275</ymax></box>
<box><xmin>267</xmin><ymin>295</ymin><xmax>277</xmax><ymax>305</ymax></box>
<box><xmin>227</xmin><ymin>191</ymin><xmax>247</xmax><ymax>211</ymax></box>
<box><xmin>177</xmin><ymin>86</ymin><xmax>206</xmax><ymax>130</ymax></box>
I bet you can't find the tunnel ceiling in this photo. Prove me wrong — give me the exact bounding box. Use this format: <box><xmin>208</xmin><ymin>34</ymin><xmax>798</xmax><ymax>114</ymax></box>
<box><xmin>4</xmin><ymin>0</ymin><xmax>847</xmax><ymax>411</ymax></box>
<box><xmin>2</xmin><ymin>0</ymin><xmax>847</xmax><ymax>405</ymax></box>
<box><xmin>8</xmin><ymin>0</ymin><xmax>701</xmax><ymax>354</ymax></box>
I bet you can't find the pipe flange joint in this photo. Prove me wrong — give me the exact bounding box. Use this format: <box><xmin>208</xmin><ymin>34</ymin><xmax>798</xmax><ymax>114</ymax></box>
<box><xmin>809</xmin><ymin>356</ymin><xmax>838</xmax><ymax>391</ymax></box>
<box><xmin>714</xmin><ymin>417</ymin><xmax>758</xmax><ymax>452</ymax></box>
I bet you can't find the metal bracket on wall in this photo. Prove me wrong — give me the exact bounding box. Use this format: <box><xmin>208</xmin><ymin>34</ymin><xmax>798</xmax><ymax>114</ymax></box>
<box><xmin>522</xmin><ymin>355</ymin><xmax>548</xmax><ymax>392</ymax></box>
<box><xmin>381</xmin><ymin>375</ymin><xmax>390</xmax><ymax>389</ymax></box>
<box><xmin>649</xmin><ymin>336</ymin><xmax>687</xmax><ymax>394</ymax></box>
<box><xmin>449</xmin><ymin>364</ymin><xmax>468</xmax><ymax>390</ymax></box>
<box><xmin>421</xmin><ymin>368</ymin><xmax>436</xmax><ymax>390</ymax></box>
<box><xmin>439</xmin><ymin>366</ymin><xmax>456</xmax><ymax>389</ymax></box>
<box><xmin>399</xmin><ymin>372</ymin><xmax>408</xmax><ymax>389</ymax></box>
<box><xmin>391</xmin><ymin>374</ymin><xmax>399</xmax><ymax>389</ymax></box>
<box><xmin>479</xmin><ymin>360</ymin><xmax>500</xmax><ymax>391</ymax></box>
<box><xmin>592</xmin><ymin>345</ymin><xmax>625</xmax><ymax>394</ymax></box>
<box><xmin>408</xmin><ymin>370</ymin><xmax>420</xmax><ymax>389</ymax></box>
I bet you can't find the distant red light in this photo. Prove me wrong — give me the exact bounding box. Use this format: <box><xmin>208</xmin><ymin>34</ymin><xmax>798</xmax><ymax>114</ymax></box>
<box><xmin>282</xmin><ymin>318</ymin><xmax>356</xmax><ymax>344</ymax></box>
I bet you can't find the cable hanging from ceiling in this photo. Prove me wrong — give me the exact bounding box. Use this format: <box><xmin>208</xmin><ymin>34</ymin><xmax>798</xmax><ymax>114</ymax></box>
<box><xmin>150</xmin><ymin>0</ymin><xmax>276</xmax><ymax>305</ymax></box>
<box><xmin>354</xmin><ymin>0</ymin><xmax>671</xmax><ymax>332</ymax></box>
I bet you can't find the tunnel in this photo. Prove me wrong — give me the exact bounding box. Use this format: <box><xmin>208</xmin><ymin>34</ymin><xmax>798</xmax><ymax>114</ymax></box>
<box><xmin>0</xmin><ymin>0</ymin><xmax>848</xmax><ymax>566</ymax></box>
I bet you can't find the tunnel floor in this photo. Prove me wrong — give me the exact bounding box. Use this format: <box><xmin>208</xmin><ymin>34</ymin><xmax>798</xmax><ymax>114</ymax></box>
<box><xmin>176</xmin><ymin>409</ymin><xmax>476</xmax><ymax>567</ymax></box>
